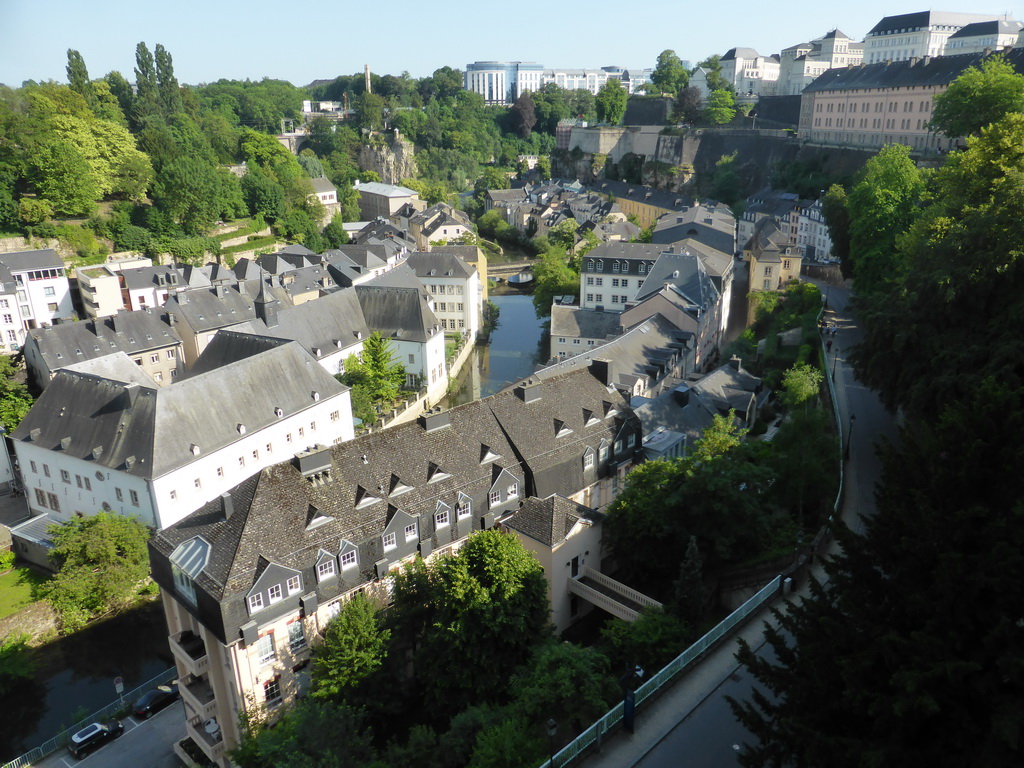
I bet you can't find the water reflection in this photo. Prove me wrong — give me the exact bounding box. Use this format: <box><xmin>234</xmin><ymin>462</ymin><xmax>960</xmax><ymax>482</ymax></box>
<box><xmin>445</xmin><ymin>294</ymin><xmax>547</xmax><ymax>407</ymax></box>
<box><xmin>0</xmin><ymin>601</ymin><xmax>173</xmax><ymax>760</ymax></box>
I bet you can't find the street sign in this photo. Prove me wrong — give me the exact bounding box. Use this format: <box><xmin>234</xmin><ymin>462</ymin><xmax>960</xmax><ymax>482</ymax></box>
<box><xmin>114</xmin><ymin>676</ymin><xmax>124</xmax><ymax>695</ymax></box>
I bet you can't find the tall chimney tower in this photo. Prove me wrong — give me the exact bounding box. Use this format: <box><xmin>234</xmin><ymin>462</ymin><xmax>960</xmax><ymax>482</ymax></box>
<box><xmin>364</xmin><ymin>64</ymin><xmax>371</xmax><ymax>94</ymax></box>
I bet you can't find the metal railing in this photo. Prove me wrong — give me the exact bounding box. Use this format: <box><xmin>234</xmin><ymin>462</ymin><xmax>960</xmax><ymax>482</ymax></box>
<box><xmin>1</xmin><ymin>666</ymin><xmax>177</xmax><ymax>768</ymax></box>
<box><xmin>541</xmin><ymin>575</ymin><xmax>782</xmax><ymax>767</ymax></box>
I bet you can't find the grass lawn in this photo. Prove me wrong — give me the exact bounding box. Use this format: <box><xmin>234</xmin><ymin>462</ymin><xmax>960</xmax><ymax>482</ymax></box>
<box><xmin>0</xmin><ymin>565</ymin><xmax>49</xmax><ymax>621</ymax></box>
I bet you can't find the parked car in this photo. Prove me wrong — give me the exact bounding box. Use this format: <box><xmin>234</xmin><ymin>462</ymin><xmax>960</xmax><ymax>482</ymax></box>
<box><xmin>68</xmin><ymin>720</ymin><xmax>123</xmax><ymax>759</ymax></box>
<box><xmin>133</xmin><ymin>683</ymin><xmax>180</xmax><ymax>718</ymax></box>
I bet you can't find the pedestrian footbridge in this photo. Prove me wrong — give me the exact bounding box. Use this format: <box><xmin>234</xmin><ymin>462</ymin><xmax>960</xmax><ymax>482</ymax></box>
<box><xmin>567</xmin><ymin>566</ymin><xmax>662</xmax><ymax>622</ymax></box>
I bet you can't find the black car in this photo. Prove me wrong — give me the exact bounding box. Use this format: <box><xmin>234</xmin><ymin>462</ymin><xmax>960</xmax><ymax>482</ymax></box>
<box><xmin>132</xmin><ymin>683</ymin><xmax>180</xmax><ymax>718</ymax></box>
<box><xmin>68</xmin><ymin>720</ymin><xmax>123</xmax><ymax>759</ymax></box>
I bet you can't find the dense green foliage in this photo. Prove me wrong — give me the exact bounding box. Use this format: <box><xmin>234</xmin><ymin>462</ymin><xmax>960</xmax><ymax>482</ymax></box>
<box><xmin>339</xmin><ymin>331</ymin><xmax>408</xmax><ymax>425</ymax></box>
<box><xmin>0</xmin><ymin>633</ymin><xmax>34</xmax><ymax>696</ymax></box>
<box><xmin>0</xmin><ymin>356</ymin><xmax>34</xmax><ymax>431</ymax></box>
<box><xmin>730</xmin><ymin>108</ymin><xmax>1024</xmax><ymax>766</ymax></box>
<box><xmin>42</xmin><ymin>513</ymin><xmax>150</xmax><ymax>632</ymax></box>
<box><xmin>930</xmin><ymin>55</ymin><xmax>1024</xmax><ymax>138</ymax></box>
<box><xmin>651</xmin><ymin>50</ymin><xmax>690</xmax><ymax>95</ymax></box>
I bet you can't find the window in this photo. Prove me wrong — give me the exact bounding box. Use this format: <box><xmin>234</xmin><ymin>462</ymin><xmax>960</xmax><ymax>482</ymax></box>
<box><xmin>783</xmin><ymin>259</ymin><xmax>791</xmax><ymax>270</ymax></box>
<box><xmin>287</xmin><ymin>575</ymin><xmax>301</xmax><ymax>594</ymax></box>
<box><xmin>150</xmin><ymin>354</ymin><xmax>159</xmax><ymax>364</ymax></box>
<box><xmin>594</xmin><ymin>277</ymin><xmax>603</xmax><ymax>286</ymax></box>
<box><xmin>341</xmin><ymin>549</ymin><xmax>357</xmax><ymax>569</ymax></box>
<box><xmin>298</xmin><ymin>428</ymin><xmax>304</xmax><ymax>438</ymax></box>
<box><xmin>256</xmin><ymin>633</ymin><xmax>276</xmax><ymax>666</ymax></box>
<box><xmin>404</xmin><ymin>523</ymin><xmax>417</xmax><ymax>542</ymax></box>
<box><xmin>252</xmin><ymin>449</ymin><xmax>259</xmax><ymax>461</ymax></box>
<box><xmin>584</xmin><ymin>451</ymin><xmax>595</xmax><ymax>469</ymax></box>
<box><xmin>408</xmin><ymin>354</ymin><xmax>415</xmax><ymax>364</ymax></box>
<box><xmin>35</xmin><ymin>488</ymin><xmax>47</xmax><ymax>507</ymax></box>
<box><xmin>627</xmin><ymin>433</ymin><xmax>636</xmax><ymax>448</ymax></box>
<box><xmin>310</xmin><ymin>421</ymin><xmax>316</xmax><ymax>432</ymax></box>
<box><xmin>436</xmin><ymin>509</ymin><xmax>450</xmax><ymax>528</ymax></box>
<box><xmin>193</xmin><ymin>477</ymin><xmax>201</xmax><ymax>489</ymax></box>
<box><xmin>29</xmin><ymin>460</ymin><xmax>37</xmax><ymax>474</ymax></box>
<box><xmin>507</xmin><ymin>483</ymin><xmax>519</xmax><ymax>499</ymax></box>
<box><xmin>331</xmin><ymin>410</ymin><xmax>339</xmax><ymax>422</ymax></box>
<box><xmin>268</xmin><ymin>584</ymin><xmax>283</xmax><ymax>603</ymax></box>
<box><xmin>115</xmin><ymin>488</ymin><xmax>123</xmax><ymax>502</ymax></box>
<box><xmin>129</xmin><ymin>490</ymin><xmax>139</xmax><ymax>506</ymax></box>
<box><xmin>288</xmin><ymin>621</ymin><xmax>306</xmax><ymax>651</ymax></box>
<box><xmin>586</xmin><ymin>277</ymin><xmax>594</xmax><ymax>285</ymax></box>
<box><xmin>248</xmin><ymin>592</ymin><xmax>265</xmax><ymax>612</ymax></box>
<box><xmin>170</xmin><ymin>490</ymin><xmax>177</xmax><ymax>500</ymax></box>
<box><xmin>216</xmin><ymin>467</ymin><xmax>224</xmax><ymax>478</ymax></box>
<box><xmin>44</xmin><ymin>286</ymin><xmax>56</xmax><ymax>297</ymax></box>
<box><xmin>317</xmin><ymin>559</ymin><xmax>336</xmax><ymax>580</ymax></box>
<box><xmin>612</xmin><ymin>278</ymin><xmax>619</xmax><ymax>287</ymax></box>
<box><xmin>61</xmin><ymin>469</ymin><xmax>71</xmax><ymax>484</ymax></box>
<box><xmin>173</xmin><ymin>566</ymin><xmax>196</xmax><ymax>605</ymax></box>
<box><xmin>239</xmin><ymin>456</ymin><xmax>246</xmax><ymax>467</ymax></box>
<box><xmin>1</xmin><ymin>315</ymin><xmax>10</xmax><ymax>324</ymax></box>
<box><xmin>47</xmin><ymin>493</ymin><xmax>60</xmax><ymax>513</ymax></box>
<box><xmin>614</xmin><ymin>440</ymin><xmax>623</xmax><ymax>454</ymax></box>
<box><xmin>286</xmin><ymin>433</ymin><xmax>292</xmax><ymax>443</ymax></box>
<box><xmin>383</xmin><ymin>532</ymin><xmax>397</xmax><ymax>550</ymax></box>
<box><xmin>43</xmin><ymin>464</ymin><xmax>50</xmax><ymax>477</ymax></box>
<box><xmin>489</xmin><ymin>489</ymin><xmax>500</xmax><ymax>506</ymax></box>
<box><xmin>456</xmin><ymin>499</ymin><xmax>472</xmax><ymax>518</ymax></box>
<box><xmin>47</xmin><ymin>303</ymin><xmax>57</xmax><ymax>312</ymax></box>
<box><xmin>266</xmin><ymin>443</ymin><xmax>272</xmax><ymax>455</ymax></box>
<box><xmin>166</xmin><ymin>349</ymin><xmax>175</xmax><ymax>359</ymax></box>
<box><xmin>263</xmin><ymin>676</ymin><xmax>282</xmax><ymax>705</ymax></box>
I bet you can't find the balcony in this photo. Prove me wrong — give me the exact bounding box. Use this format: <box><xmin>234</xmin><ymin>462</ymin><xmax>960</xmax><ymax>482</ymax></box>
<box><xmin>169</xmin><ymin>629</ymin><xmax>209</xmax><ymax>677</ymax></box>
<box><xmin>175</xmin><ymin>733</ymin><xmax>221</xmax><ymax>767</ymax></box>
<box><xmin>180</xmin><ymin>674</ymin><xmax>217</xmax><ymax>720</ymax></box>
<box><xmin>186</xmin><ymin>715</ymin><xmax>226</xmax><ymax>763</ymax></box>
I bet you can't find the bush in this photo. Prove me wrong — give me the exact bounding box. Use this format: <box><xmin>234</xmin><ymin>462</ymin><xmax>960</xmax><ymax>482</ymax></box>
<box><xmin>0</xmin><ymin>549</ymin><xmax>14</xmax><ymax>572</ymax></box>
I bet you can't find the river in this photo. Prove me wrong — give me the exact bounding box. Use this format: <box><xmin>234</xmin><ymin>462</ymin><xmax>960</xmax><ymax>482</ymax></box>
<box><xmin>445</xmin><ymin>293</ymin><xmax>548</xmax><ymax>407</ymax></box>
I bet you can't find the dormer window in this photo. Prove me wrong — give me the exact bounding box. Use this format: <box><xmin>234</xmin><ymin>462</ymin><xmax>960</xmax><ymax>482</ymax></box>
<box><xmin>275</xmin><ymin>407</ymin><xmax>284</xmax><ymax>418</ymax></box>
<box><xmin>268</xmin><ymin>584</ymin><xmax>283</xmax><ymax>604</ymax></box>
<box><xmin>583</xmin><ymin>448</ymin><xmax>595</xmax><ymax>470</ymax></box>
<box><xmin>248</xmin><ymin>593</ymin><xmax>265</xmax><ymax>613</ymax></box>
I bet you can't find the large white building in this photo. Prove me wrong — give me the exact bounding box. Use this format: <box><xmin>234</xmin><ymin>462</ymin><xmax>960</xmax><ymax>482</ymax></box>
<box><xmin>13</xmin><ymin>334</ymin><xmax>355</xmax><ymax>530</ymax></box>
<box><xmin>464</xmin><ymin>61</ymin><xmax>652</xmax><ymax>104</ymax></box>
<box><xmin>0</xmin><ymin>249</ymin><xmax>74</xmax><ymax>350</ymax></box>
<box><xmin>405</xmin><ymin>251</ymin><xmax>482</xmax><ymax>340</ymax></box>
<box><xmin>776</xmin><ymin>30</ymin><xmax>864</xmax><ymax>96</ymax></box>
<box><xmin>863</xmin><ymin>11</ymin><xmax>1003</xmax><ymax>63</ymax></box>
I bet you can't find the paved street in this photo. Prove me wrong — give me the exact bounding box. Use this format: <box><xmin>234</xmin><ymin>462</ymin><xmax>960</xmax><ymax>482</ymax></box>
<box><xmin>582</xmin><ymin>279</ymin><xmax>899</xmax><ymax>767</ymax></box>
<box><xmin>32</xmin><ymin>700</ymin><xmax>184</xmax><ymax>768</ymax></box>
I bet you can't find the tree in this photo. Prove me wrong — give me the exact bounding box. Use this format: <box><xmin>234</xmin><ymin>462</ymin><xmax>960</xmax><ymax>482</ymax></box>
<box><xmin>696</xmin><ymin>55</ymin><xmax>731</xmax><ymax>93</ymax></box>
<box><xmin>132</xmin><ymin>42</ymin><xmax>160</xmax><ymax>128</ymax></box>
<box><xmin>30</xmin><ymin>139</ymin><xmax>98</xmax><ymax>216</ymax></box>
<box><xmin>509</xmin><ymin>93</ymin><xmax>537</xmax><ymax>139</ymax></box>
<box><xmin>342</xmin><ymin>331</ymin><xmax>406</xmax><ymax>413</ymax></box>
<box><xmin>651</xmin><ymin>50</ymin><xmax>689</xmax><ymax>96</ymax></box>
<box><xmin>66</xmin><ymin>49</ymin><xmax>97</xmax><ymax>111</ymax></box>
<box><xmin>845</xmin><ymin>143</ymin><xmax>923</xmax><ymax>296</ymax></box>
<box><xmin>821</xmin><ymin>183</ymin><xmax>851</xmax><ymax>269</ymax></box>
<box><xmin>704</xmin><ymin>89</ymin><xmax>736</xmax><ymax>125</ymax></box>
<box><xmin>595</xmin><ymin>79</ymin><xmax>628</xmax><ymax>124</ymax></box>
<box><xmin>672</xmin><ymin>86</ymin><xmax>703</xmax><ymax>124</ymax></box>
<box><xmin>311</xmin><ymin>594</ymin><xmax>390</xmax><ymax>699</ymax></box>
<box><xmin>671</xmin><ymin>535</ymin><xmax>705</xmax><ymax>624</ymax></box>
<box><xmin>391</xmin><ymin>530</ymin><xmax>550</xmax><ymax>712</ymax></box>
<box><xmin>154</xmin><ymin>43</ymin><xmax>183</xmax><ymax>118</ymax></box>
<box><xmin>0</xmin><ymin>633</ymin><xmax>34</xmax><ymax>696</ymax></box>
<box><xmin>43</xmin><ymin>513</ymin><xmax>150</xmax><ymax>632</ymax></box>
<box><xmin>531</xmin><ymin>247</ymin><xmax>578</xmax><ymax>316</ymax></box>
<box><xmin>322</xmin><ymin>213</ymin><xmax>349</xmax><ymax>248</ymax></box>
<box><xmin>152</xmin><ymin>155</ymin><xmax>223</xmax><ymax>234</ymax></box>
<box><xmin>241</xmin><ymin>167</ymin><xmax>286</xmax><ymax>223</ymax></box>
<box><xmin>357</xmin><ymin>91</ymin><xmax>386</xmax><ymax>132</ymax></box>
<box><xmin>18</xmin><ymin>197</ymin><xmax>53</xmax><ymax>228</ymax></box>
<box><xmin>930</xmin><ymin>55</ymin><xmax>1024</xmax><ymax>138</ymax></box>
<box><xmin>779</xmin><ymin>363</ymin><xmax>823</xmax><ymax>410</ymax></box>
<box><xmin>546</xmin><ymin>218</ymin><xmax>579</xmax><ymax>250</ymax></box>
<box><xmin>0</xmin><ymin>356</ymin><xmax>34</xmax><ymax>430</ymax></box>
<box><xmin>600</xmin><ymin>608</ymin><xmax>692</xmax><ymax>677</ymax></box>
<box><xmin>767</xmin><ymin>407</ymin><xmax>837</xmax><ymax>527</ymax></box>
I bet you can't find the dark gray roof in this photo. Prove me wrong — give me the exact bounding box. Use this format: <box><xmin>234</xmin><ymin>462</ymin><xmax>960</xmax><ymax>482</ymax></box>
<box><xmin>503</xmin><ymin>494</ymin><xmax>601</xmax><ymax>547</ymax></box>
<box><xmin>148</xmin><ymin>366</ymin><xmax>635</xmax><ymax>643</ymax></box>
<box><xmin>948</xmin><ymin>19</ymin><xmax>1023</xmax><ymax>38</ymax></box>
<box><xmin>690</xmin><ymin>358</ymin><xmax>763</xmax><ymax>416</ymax></box>
<box><xmin>867</xmin><ymin>11</ymin><xmax>996</xmax><ymax>36</ymax></box>
<box><xmin>14</xmin><ymin>338</ymin><xmax>347</xmax><ymax>479</ymax></box>
<box><xmin>354</xmin><ymin>265</ymin><xmax>440</xmax><ymax>342</ymax></box>
<box><xmin>803</xmin><ymin>49</ymin><xmax>1024</xmax><ymax>94</ymax></box>
<box><xmin>120</xmin><ymin>266</ymin><xmax>186</xmax><ymax>292</ymax></box>
<box><xmin>311</xmin><ymin>178</ymin><xmax>336</xmax><ymax>194</ymax></box>
<box><xmin>550</xmin><ymin>305</ymin><xmax>622</xmax><ymax>339</ymax></box>
<box><xmin>405</xmin><ymin>251</ymin><xmax>475</xmax><ymax>280</ymax></box>
<box><xmin>163</xmin><ymin>286</ymin><xmax>261</xmax><ymax>334</ymax></box>
<box><xmin>26</xmin><ymin>309</ymin><xmax>182</xmax><ymax>371</ymax></box>
<box><xmin>229</xmin><ymin>289</ymin><xmax>369</xmax><ymax>358</ymax></box>
<box><xmin>620</xmin><ymin>289</ymin><xmax>701</xmax><ymax>338</ymax></box>
<box><xmin>257</xmin><ymin>250</ymin><xmax>318</xmax><ymax>275</ymax></box>
<box><xmin>0</xmin><ymin>249</ymin><xmax>63</xmax><ymax>272</ymax></box>
<box><xmin>333</xmin><ymin>245</ymin><xmax>388</xmax><ymax>271</ymax></box>
<box><xmin>584</xmin><ymin>180</ymin><xmax>694</xmax><ymax>214</ymax></box>
<box><xmin>651</xmin><ymin>204</ymin><xmax>736</xmax><ymax>255</ymax></box>
<box><xmin>636</xmin><ymin>251</ymin><xmax>719</xmax><ymax>309</ymax></box>
<box><xmin>722</xmin><ymin>47</ymin><xmax>762</xmax><ymax>61</ymax></box>
<box><xmin>633</xmin><ymin>384</ymin><xmax>718</xmax><ymax>449</ymax></box>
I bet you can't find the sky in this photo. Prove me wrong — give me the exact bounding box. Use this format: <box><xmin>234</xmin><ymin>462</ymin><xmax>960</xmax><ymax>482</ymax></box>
<box><xmin>2</xmin><ymin>1</ymin><xmax>1024</xmax><ymax>88</ymax></box>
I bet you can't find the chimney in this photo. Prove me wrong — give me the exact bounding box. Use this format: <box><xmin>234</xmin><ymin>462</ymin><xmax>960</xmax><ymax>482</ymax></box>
<box><xmin>729</xmin><ymin>355</ymin><xmax>742</xmax><ymax>372</ymax></box>
<box><xmin>60</xmin><ymin>436</ymin><xmax>71</xmax><ymax>450</ymax></box>
<box><xmin>167</xmin><ymin>312</ymin><xmax>176</xmax><ymax>327</ymax></box>
<box><xmin>419</xmin><ymin>406</ymin><xmax>451</xmax><ymax>432</ymax></box>
<box><xmin>221</xmin><ymin>492</ymin><xmax>234</xmax><ymax>520</ymax></box>
<box><xmin>673</xmin><ymin>385</ymin><xmax>691</xmax><ymax>406</ymax></box>
<box><xmin>514</xmin><ymin>378</ymin><xmax>542</xmax><ymax>403</ymax></box>
<box><xmin>589</xmin><ymin>358</ymin><xmax>614</xmax><ymax>387</ymax></box>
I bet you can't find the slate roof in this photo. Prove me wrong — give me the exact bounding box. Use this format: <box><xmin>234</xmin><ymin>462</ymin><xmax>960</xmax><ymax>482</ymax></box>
<box><xmin>149</xmin><ymin>366</ymin><xmax>635</xmax><ymax>643</ymax></box>
<box><xmin>0</xmin><ymin>249</ymin><xmax>63</xmax><ymax>272</ymax></box>
<box><xmin>311</xmin><ymin>178</ymin><xmax>337</xmax><ymax>195</ymax></box>
<box><xmin>537</xmin><ymin>315</ymin><xmax>692</xmax><ymax>397</ymax></box>
<box><xmin>550</xmin><ymin>305</ymin><xmax>623</xmax><ymax>340</ymax></box>
<box><xmin>355</xmin><ymin>182</ymin><xmax>418</xmax><ymax>198</ymax></box>
<box><xmin>632</xmin><ymin>384</ymin><xmax>718</xmax><ymax>450</ymax></box>
<box><xmin>13</xmin><ymin>337</ymin><xmax>347</xmax><ymax>480</ymax></box>
<box><xmin>354</xmin><ymin>265</ymin><xmax>440</xmax><ymax>342</ymax></box>
<box><xmin>405</xmin><ymin>251</ymin><xmax>475</xmax><ymax>280</ymax></box>
<box><xmin>163</xmin><ymin>286</ymin><xmax>261</xmax><ymax>334</ymax></box>
<box><xmin>722</xmin><ymin>47</ymin><xmax>763</xmax><ymax>61</ymax></box>
<box><xmin>503</xmin><ymin>494</ymin><xmax>601</xmax><ymax>548</ymax></box>
<box><xmin>228</xmin><ymin>289</ymin><xmax>369</xmax><ymax>358</ymax></box>
<box><xmin>62</xmin><ymin>352</ymin><xmax>156</xmax><ymax>386</ymax></box>
<box><xmin>948</xmin><ymin>19</ymin><xmax>1023</xmax><ymax>38</ymax></box>
<box><xmin>620</xmin><ymin>289</ymin><xmax>701</xmax><ymax>338</ymax></box>
<box><xmin>120</xmin><ymin>266</ymin><xmax>186</xmax><ymax>292</ymax></box>
<box><xmin>690</xmin><ymin>358</ymin><xmax>764</xmax><ymax>416</ymax></box>
<box><xmin>257</xmin><ymin>250</ymin><xmax>319</xmax><ymax>275</ymax></box>
<box><xmin>27</xmin><ymin>309</ymin><xmax>182</xmax><ymax>372</ymax></box>
<box><xmin>583</xmin><ymin>180</ymin><xmax>694</xmax><ymax>214</ymax></box>
<box><xmin>804</xmin><ymin>48</ymin><xmax>1024</xmax><ymax>94</ymax></box>
<box><xmin>651</xmin><ymin>204</ymin><xmax>736</xmax><ymax>255</ymax></box>
<box><xmin>636</xmin><ymin>251</ymin><xmax>720</xmax><ymax>309</ymax></box>
<box><xmin>867</xmin><ymin>11</ymin><xmax>996</xmax><ymax>36</ymax></box>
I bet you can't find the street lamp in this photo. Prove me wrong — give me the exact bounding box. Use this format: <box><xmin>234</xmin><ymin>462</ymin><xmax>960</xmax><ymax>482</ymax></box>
<box><xmin>844</xmin><ymin>413</ymin><xmax>856</xmax><ymax>461</ymax></box>
<box><xmin>546</xmin><ymin>718</ymin><xmax>558</xmax><ymax>767</ymax></box>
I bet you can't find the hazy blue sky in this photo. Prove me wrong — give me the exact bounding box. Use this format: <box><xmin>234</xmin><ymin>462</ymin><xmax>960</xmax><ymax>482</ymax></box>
<box><xmin>2</xmin><ymin>2</ymin><xmax>1021</xmax><ymax>87</ymax></box>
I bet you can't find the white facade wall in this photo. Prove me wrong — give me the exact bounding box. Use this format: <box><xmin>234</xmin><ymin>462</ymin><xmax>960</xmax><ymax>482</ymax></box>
<box><xmin>0</xmin><ymin>293</ymin><xmax>26</xmax><ymax>352</ymax></box>
<box><xmin>16</xmin><ymin>391</ymin><xmax>355</xmax><ymax>530</ymax></box>
<box><xmin>422</xmin><ymin>272</ymin><xmax>481</xmax><ymax>338</ymax></box>
<box><xmin>14</xmin><ymin>269</ymin><xmax>73</xmax><ymax>331</ymax></box>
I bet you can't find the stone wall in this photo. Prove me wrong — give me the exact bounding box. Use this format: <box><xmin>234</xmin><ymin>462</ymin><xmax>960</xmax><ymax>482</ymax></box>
<box><xmin>358</xmin><ymin>130</ymin><xmax>418</xmax><ymax>184</ymax></box>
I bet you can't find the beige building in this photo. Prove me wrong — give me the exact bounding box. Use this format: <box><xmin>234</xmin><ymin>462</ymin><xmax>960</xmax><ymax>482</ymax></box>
<box><xmin>354</xmin><ymin>181</ymin><xmax>422</xmax><ymax>220</ymax></box>
<box><xmin>798</xmin><ymin>50</ymin><xmax>1024</xmax><ymax>151</ymax></box>
<box><xmin>746</xmin><ymin>218</ymin><xmax>802</xmax><ymax>291</ymax></box>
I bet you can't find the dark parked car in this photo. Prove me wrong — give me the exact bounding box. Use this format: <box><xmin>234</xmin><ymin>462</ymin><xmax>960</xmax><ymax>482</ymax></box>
<box><xmin>133</xmin><ymin>683</ymin><xmax>180</xmax><ymax>718</ymax></box>
<box><xmin>68</xmin><ymin>720</ymin><xmax>123</xmax><ymax>759</ymax></box>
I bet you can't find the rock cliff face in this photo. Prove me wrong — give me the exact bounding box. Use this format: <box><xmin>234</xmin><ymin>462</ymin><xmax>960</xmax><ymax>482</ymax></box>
<box><xmin>359</xmin><ymin>130</ymin><xmax>417</xmax><ymax>183</ymax></box>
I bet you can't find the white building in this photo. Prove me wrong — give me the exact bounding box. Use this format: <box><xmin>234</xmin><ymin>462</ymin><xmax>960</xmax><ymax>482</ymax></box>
<box><xmin>944</xmin><ymin>19</ymin><xmax>1023</xmax><ymax>54</ymax></box>
<box><xmin>776</xmin><ymin>30</ymin><xmax>864</xmax><ymax>96</ymax></box>
<box><xmin>797</xmin><ymin>198</ymin><xmax>834</xmax><ymax>262</ymax></box>
<box><xmin>719</xmin><ymin>48</ymin><xmax>780</xmax><ymax>99</ymax></box>
<box><xmin>405</xmin><ymin>251</ymin><xmax>482</xmax><ymax>339</ymax></box>
<box><xmin>863</xmin><ymin>11</ymin><xmax>1002</xmax><ymax>63</ymax></box>
<box><xmin>0</xmin><ymin>249</ymin><xmax>74</xmax><ymax>344</ymax></box>
<box><xmin>12</xmin><ymin>335</ymin><xmax>355</xmax><ymax>530</ymax></box>
<box><xmin>464</xmin><ymin>61</ymin><xmax>652</xmax><ymax>104</ymax></box>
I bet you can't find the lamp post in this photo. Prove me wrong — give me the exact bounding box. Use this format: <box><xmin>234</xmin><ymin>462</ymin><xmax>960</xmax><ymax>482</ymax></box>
<box><xmin>546</xmin><ymin>718</ymin><xmax>558</xmax><ymax>767</ymax></box>
<box><xmin>844</xmin><ymin>413</ymin><xmax>856</xmax><ymax>461</ymax></box>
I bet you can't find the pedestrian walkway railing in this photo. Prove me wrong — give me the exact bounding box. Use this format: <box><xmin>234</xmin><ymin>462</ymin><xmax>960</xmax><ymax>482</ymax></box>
<box><xmin>541</xmin><ymin>575</ymin><xmax>782</xmax><ymax>767</ymax></box>
<box><xmin>1</xmin><ymin>666</ymin><xmax>177</xmax><ymax>768</ymax></box>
